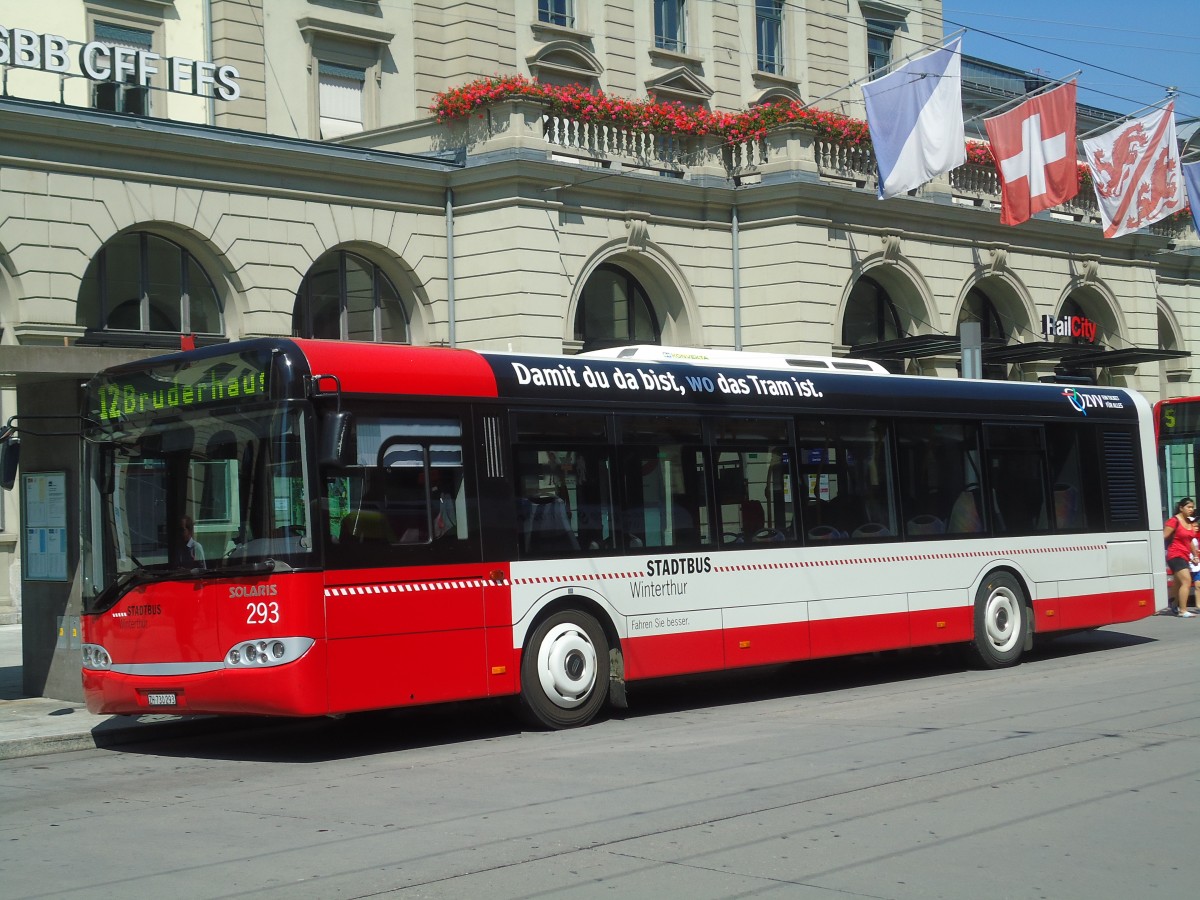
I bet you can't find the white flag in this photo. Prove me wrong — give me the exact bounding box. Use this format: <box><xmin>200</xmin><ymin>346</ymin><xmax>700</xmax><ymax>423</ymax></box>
<box><xmin>862</xmin><ymin>38</ymin><xmax>966</xmax><ymax>199</ymax></box>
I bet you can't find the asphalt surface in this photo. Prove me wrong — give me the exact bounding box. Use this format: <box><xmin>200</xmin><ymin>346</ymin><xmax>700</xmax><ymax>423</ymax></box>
<box><xmin>6</xmin><ymin>609</ymin><xmax>1200</xmax><ymax>900</ymax></box>
<box><xmin>0</xmin><ymin>602</ymin><xmax>1192</xmax><ymax>760</ymax></box>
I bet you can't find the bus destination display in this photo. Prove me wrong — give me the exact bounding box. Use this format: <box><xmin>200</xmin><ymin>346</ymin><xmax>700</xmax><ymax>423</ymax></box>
<box><xmin>90</xmin><ymin>354</ymin><xmax>271</xmax><ymax>423</ymax></box>
<box><xmin>1159</xmin><ymin>401</ymin><xmax>1200</xmax><ymax>438</ymax></box>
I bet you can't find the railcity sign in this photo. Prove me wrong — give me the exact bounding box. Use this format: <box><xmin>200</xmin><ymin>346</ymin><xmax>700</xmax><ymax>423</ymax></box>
<box><xmin>1041</xmin><ymin>313</ymin><xmax>1098</xmax><ymax>343</ymax></box>
<box><xmin>0</xmin><ymin>25</ymin><xmax>240</xmax><ymax>100</ymax></box>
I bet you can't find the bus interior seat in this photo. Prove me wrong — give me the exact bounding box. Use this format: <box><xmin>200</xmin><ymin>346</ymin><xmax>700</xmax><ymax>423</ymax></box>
<box><xmin>1054</xmin><ymin>483</ymin><xmax>1082</xmax><ymax>529</ymax></box>
<box><xmin>740</xmin><ymin>500</ymin><xmax>765</xmax><ymax>535</ymax></box>
<box><xmin>851</xmin><ymin>522</ymin><xmax>891</xmax><ymax>539</ymax></box>
<box><xmin>947</xmin><ymin>485</ymin><xmax>984</xmax><ymax>533</ymax></box>
<box><xmin>906</xmin><ymin>514</ymin><xmax>946</xmax><ymax>536</ymax></box>
<box><xmin>753</xmin><ymin>528</ymin><xmax>787</xmax><ymax>543</ymax></box>
<box><xmin>807</xmin><ymin>524</ymin><xmax>847</xmax><ymax>541</ymax></box>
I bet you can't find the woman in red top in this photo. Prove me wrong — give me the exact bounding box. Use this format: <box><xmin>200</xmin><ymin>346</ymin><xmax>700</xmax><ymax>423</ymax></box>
<box><xmin>1164</xmin><ymin>497</ymin><xmax>1199</xmax><ymax>617</ymax></box>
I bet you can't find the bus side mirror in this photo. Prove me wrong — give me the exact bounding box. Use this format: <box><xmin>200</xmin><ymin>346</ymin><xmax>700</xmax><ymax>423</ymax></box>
<box><xmin>320</xmin><ymin>411</ymin><xmax>354</xmax><ymax>467</ymax></box>
<box><xmin>0</xmin><ymin>435</ymin><xmax>19</xmax><ymax>491</ymax></box>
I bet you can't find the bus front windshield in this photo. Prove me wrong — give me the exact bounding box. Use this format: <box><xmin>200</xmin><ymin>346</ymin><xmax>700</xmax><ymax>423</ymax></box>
<box><xmin>83</xmin><ymin>405</ymin><xmax>314</xmax><ymax>610</ymax></box>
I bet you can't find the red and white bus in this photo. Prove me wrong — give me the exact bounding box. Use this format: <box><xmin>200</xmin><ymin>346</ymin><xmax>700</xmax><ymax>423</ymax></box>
<box><xmin>1155</xmin><ymin>395</ymin><xmax>1200</xmax><ymax>521</ymax></box>
<box><xmin>68</xmin><ymin>339</ymin><xmax>1161</xmax><ymax>728</ymax></box>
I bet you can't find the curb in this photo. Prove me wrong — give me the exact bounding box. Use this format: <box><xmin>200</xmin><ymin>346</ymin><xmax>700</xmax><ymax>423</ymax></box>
<box><xmin>0</xmin><ymin>712</ymin><xmax>228</xmax><ymax>761</ymax></box>
<box><xmin>2</xmin><ymin>733</ymin><xmax>105</xmax><ymax>760</ymax></box>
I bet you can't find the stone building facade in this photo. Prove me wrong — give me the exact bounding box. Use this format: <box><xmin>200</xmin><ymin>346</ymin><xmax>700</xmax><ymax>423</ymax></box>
<box><xmin>0</xmin><ymin>0</ymin><xmax>1195</xmax><ymax>697</ymax></box>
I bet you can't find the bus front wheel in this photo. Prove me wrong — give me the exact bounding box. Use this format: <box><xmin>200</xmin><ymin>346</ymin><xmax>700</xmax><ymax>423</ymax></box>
<box><xmin>968</xmin><ymin>571</ymin><xmax>1029</xmax><ymax>669</ymax></box>
<box><xmin>519</xmin><ymin>609</ymin><xmax>610</xmax><ymax>729</ymax></box>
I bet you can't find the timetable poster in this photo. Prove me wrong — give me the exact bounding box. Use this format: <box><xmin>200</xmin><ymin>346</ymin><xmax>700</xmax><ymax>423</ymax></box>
<box><xmin>23</xmin><ymin>472</ymin><xmax>68</xmax><ymax>582</ymax></box>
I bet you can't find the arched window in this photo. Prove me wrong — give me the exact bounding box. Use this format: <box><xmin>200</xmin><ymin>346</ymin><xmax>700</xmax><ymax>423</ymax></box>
<box><xmin>959</xmin><ymin>287</ymin><xmax>1005</xmax><ymax>341</ymax></box>
<box><xmin>78</xmin><ymin>232</ymin><xmax>222</xmax><ymax>343</ymax></box>
<box><xmin>574</xmin><ymin>263</ymin><xmax>660</xmax><ymax>352</ymax></box>
<box><xmin>293</xmin><ymin>250</ymin><xmax>408</xmax><ymax>343</ymax></box>
<box><xmin>841</xmin><ymin>275</ymin><xmax>903</xmax><ymax>347</ymax></box>
<box><xmin>1159</xmin><ymin>307</ymin><xmax>1179</xmax><ymax>353</ymax></box>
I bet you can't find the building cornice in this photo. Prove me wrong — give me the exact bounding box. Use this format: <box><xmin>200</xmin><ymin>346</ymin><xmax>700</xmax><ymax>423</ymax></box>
<box><xmin>0</xmin><ymin>97</ymin><xmax>460</xmax><ymax>204</ymax></box>
<box><xmin>296</xmin><ymin>17</ymin><xmax>395</xmax><ymax>47</ymax></box>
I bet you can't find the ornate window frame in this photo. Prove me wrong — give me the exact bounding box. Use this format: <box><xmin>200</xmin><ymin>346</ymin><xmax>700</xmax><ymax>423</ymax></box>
<box><xmin>297</xmin><ymin>17</ymin><xmax>394</xmax><ymax>140</ymax></box>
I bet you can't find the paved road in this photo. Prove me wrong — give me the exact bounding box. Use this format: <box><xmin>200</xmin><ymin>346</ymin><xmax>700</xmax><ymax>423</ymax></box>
<box><xmin>2</xmin><ymin>615</ymin><xmax>1198</xmax><ymax>899</ymax></box>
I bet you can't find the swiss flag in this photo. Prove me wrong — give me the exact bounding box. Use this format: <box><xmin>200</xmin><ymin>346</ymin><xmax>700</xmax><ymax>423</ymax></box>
<box><xmin>984</xmin><ymin>81</ymin><xmax>1078</xmax><ymax>226</ymax></box>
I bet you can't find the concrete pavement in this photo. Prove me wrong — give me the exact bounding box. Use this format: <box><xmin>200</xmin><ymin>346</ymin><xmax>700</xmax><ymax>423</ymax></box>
<box><xmin>0</xmin><ymin>623</ymin><xmax>222</xmax><ymax>759</ymax></box>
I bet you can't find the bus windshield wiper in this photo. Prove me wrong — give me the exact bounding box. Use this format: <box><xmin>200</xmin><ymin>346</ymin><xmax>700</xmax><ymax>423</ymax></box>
<box><xmin>214</xmin><ymin>559</ymin><xmax>279</xmax><ymax>577</ymax></box>
<box><xmin>90</xmin><ymin>559</ymin><xmax>280</xmax><ymax>612</ymax></box>
<box><xmin>91</xmin><ymin>564</ymin><xmax>198</xmax><ymax>612</ymax></box>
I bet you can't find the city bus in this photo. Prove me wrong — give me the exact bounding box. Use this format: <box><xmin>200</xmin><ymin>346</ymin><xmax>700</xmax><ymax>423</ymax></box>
<box><xmin>1156</xmin><ymin>395</ymin><xmax>1200</xmax><ymax>520</ymax></box>
<box><xmin>1154</xmin><ymin>395</ymin><xmax>1200</xmax><ymax>609</ymax></box>
<box><xmin>62</xmin><ymin>338</ymin><xmax>1161</xmax><ymax>729</ymax></box>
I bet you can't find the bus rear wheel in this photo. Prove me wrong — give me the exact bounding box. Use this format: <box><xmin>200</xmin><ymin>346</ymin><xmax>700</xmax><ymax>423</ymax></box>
<box><xmin>519</xmin><ymin>609</ymin><xmax>609</xmax><ymax>729</ymax></box>
<box><xmin>968</xmin><ymin>571</ymin><xmax>1029</xmax><ymax>669</ymax></box>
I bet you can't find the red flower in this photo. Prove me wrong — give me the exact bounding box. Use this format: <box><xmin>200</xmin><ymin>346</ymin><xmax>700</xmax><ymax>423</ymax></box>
<box><xmin>430</xmin><ymin>75</ymin><xmax>1090</xmax><ymax>186</ymax></box>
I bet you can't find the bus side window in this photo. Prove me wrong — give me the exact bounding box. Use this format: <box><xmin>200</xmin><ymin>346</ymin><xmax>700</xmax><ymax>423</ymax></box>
<box><xmin>324</xmin><ymin>414</ymin><xmax>474</xmax><ymax>567</ymax></box>
<box><xmin>377</xmin><ymin>441</ymin><xmax>467</xmax><ymax>544</ymax></box>
<box><xmin>330</xmin><ymin>468</ymin><xmax>391</xmax><ymax>544</ymax></box>
<box><xmin>796</xmin><ymin>417</ymin><xmax>896</xmax><ymax>541</ymax></box>
<box><xmin>512</xmin><ymin>447</ymin><xmax>602</xmax><ymax>557</ymax></box>
<box><xmin>846</xmin><ymin>418</ymin><xmax>896</xmax><ymax>539</ymax></box>
<box><xmin>712</xmin><ymin>417</ymin><xmax>795</xmax><ymax>545</ymax></box>
<box><xmin>511</xmin><ymin>411</ymin><xmax>614</xmax><ymax>558</ymax></box>
<box><xmin>1045</xmin><ymin>423</ymin><xmax>1104</xmax><ymax>531</ymax></box>
<box><xmin>895</xmin><ymin>420</ymin><xmax>983</xmax><ymax>538</ymax></box>
<box><xmin>984</xmin><ymin>424</ymin><xmax>1050</xmax><ymax>535</ymax></box>
<box><xmin>616</xmin><ymin>414</ymin><xmax>713</xmax><ymax>552</ymax></box>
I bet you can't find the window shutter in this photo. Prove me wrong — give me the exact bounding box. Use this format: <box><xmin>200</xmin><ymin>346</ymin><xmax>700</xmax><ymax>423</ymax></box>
<box><xmin>318</xmin><ymin>63</ymin><xmax>365</xmax><ymax>138</ymax></box>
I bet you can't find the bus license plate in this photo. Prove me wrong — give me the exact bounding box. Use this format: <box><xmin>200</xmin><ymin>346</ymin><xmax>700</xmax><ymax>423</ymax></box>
<box><xmin>147</xmin><ymin>693</ymin><xmax>177</xmax><ymax>707</ymax></box>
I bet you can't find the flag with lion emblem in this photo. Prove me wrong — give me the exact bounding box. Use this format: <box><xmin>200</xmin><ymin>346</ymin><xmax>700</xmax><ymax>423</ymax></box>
<box><xmin>1082</xmin><ymin>101</ymin><xmax>1186</xmax><ymax>239</ymax></box>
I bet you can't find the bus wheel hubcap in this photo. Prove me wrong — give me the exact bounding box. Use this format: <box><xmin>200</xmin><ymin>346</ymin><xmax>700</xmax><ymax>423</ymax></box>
<box><xmin>537</xmin><ymin>622</ymin><xmax>598</xmax><ymax>709</ymax></box>
<box><xmin>985</xmin><ymin>587</ymin><xmax>1020</xmax><ymax>653</ymax></box>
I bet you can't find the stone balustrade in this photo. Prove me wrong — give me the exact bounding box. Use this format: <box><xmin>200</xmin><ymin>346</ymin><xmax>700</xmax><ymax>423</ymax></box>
<box><xmin>814</xmin><ymin>137</ymin><xmax>876</xmax><ymax>185</ymax></box>
<box><xmin>542</xmin><ymin>114</ymin><xmax>696</xmax><ymax>172</ymax></box>
<box><xmin>355</xmin><ymin>97</ymin><xmax>1195</xmax><ymax>243</ymax></box>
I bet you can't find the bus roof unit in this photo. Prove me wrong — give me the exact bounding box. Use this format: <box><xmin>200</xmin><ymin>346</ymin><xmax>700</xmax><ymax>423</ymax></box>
<box><xmin>578</xmin><ymin>345</ymin><xmax>887</xmax><ymax>373</ymax></box>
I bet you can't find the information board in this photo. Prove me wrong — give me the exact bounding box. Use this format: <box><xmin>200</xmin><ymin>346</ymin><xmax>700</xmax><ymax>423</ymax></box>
<box><xmin>22</xmin><ymin>471</ymin><xmax>68</xmax><ymax>582</ymax></box>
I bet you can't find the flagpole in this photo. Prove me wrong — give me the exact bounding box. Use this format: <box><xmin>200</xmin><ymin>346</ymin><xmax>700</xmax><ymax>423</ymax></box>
<box><xmin>965</xmin><ymin>72</ymin><xmax>1081</xmax><ymax>127</ymax></box>
<box><xmin>1078</xmin><ymin>94</ymin><xmax>1175</xmax><ymax>140</ymax></box>
<box><xmin>802</xmin><ymin>28</ymin><xmax>966</xmax><ymax>113</ymax></box>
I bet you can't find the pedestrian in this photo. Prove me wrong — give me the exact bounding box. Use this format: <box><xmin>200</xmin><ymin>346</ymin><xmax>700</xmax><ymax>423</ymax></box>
<box><xmin>1163</xmin><ymin>498</ymin><xmax>1198</xmax><ymax>617</ymax></box>
<box><xmin>181</xmin><ymin>515</ymin><xmax>205</xmax><ymax>566</ymax></box>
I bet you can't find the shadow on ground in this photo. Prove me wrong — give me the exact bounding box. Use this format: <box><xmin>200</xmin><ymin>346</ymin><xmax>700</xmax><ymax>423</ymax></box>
<box><xmin>100</xmin><ymin>626</ymin><xmax>1153</xmax><ymax>764</ymax></box>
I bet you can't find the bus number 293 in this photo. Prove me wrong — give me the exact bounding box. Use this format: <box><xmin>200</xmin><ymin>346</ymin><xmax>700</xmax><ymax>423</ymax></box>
<box><xmin>247</xmin><ymin>602</ymin><xmax>280</xmax><ymax>624</ymax></box>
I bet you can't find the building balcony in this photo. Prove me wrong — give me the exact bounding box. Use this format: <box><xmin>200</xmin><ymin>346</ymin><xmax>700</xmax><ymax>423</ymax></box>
<box><xmin>350</xmin><ymin>97</ymin><xmax>1196</xmax><ymax>244</ymax></box>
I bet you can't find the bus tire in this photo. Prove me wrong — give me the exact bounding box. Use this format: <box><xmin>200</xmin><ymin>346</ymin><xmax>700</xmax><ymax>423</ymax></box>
<box><xmin>968</xmin><ymin>571</ymin><xmax>1029</xmax><ymax>669</ymax></box>
<box><xmin>519</xmin><ymin>609</ymin><xmax>610</xmax><ymax>729</ymax></box>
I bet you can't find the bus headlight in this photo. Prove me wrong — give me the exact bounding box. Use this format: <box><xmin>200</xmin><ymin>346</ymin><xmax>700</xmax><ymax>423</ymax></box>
<box><xmin>223</xmin><ymin>637</ymin><xmax>314</xmax><ymax>668</ymax></box>
<box><xmin>81</xmin><ymin>643</ymin><xmax>112</xmax><ymax>670</ymax></box>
